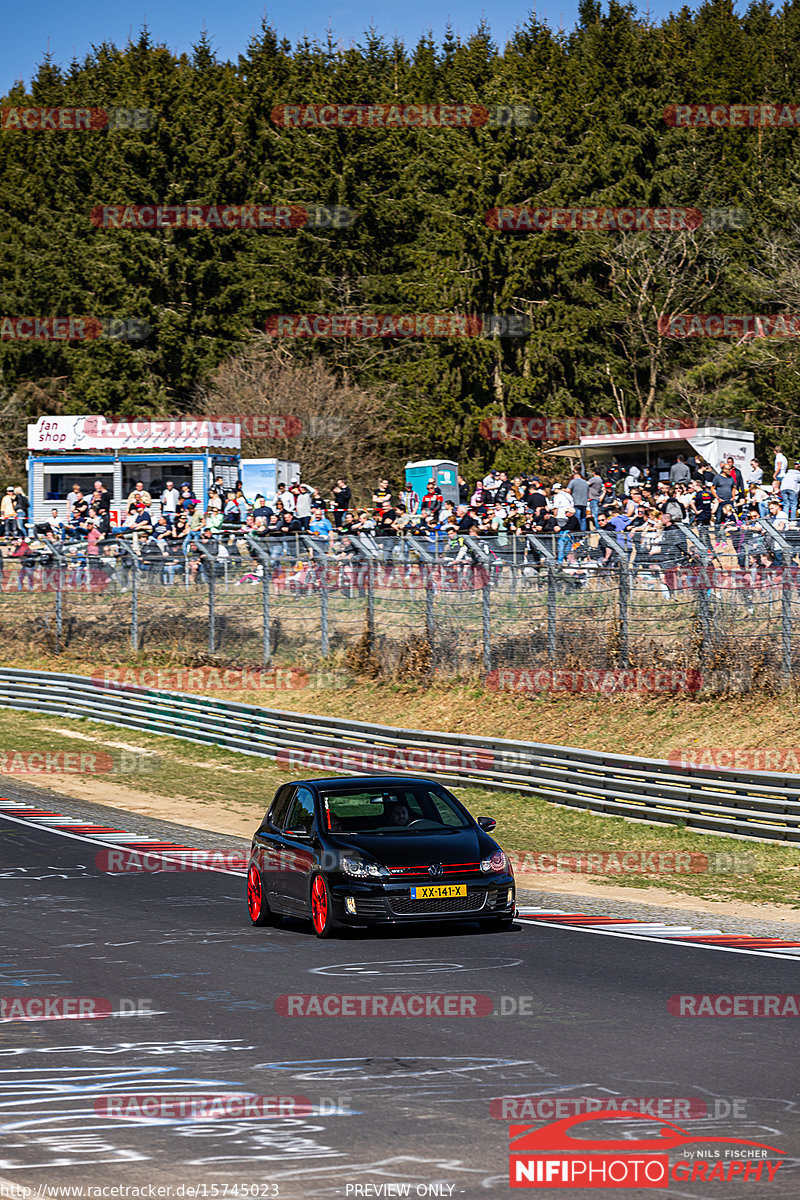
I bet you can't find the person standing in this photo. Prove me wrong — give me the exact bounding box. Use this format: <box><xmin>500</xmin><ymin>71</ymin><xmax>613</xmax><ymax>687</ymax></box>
<box><xmin>774</xmin><ymin>445</ymin><xmax>788</xmax><ymax>483</ymax></box>
<box><xmin>587</xmin><ymin>468</ymin><xmax>604</xmax><ymax>529</ymax></box>
<box><xmin>331</xmin><ymin>479</ymin><xmax>351</xmax><ymax>527</ymax></box>
<box><xmin>780</xmin><ymin>460</ymin><xmax>800</xmax><ymax>521</ymax></box>
<box><xmin>160</xmin><ymin>480</ymin><xmax>179</xmax><ymax>527</ymax></box>
<box><xmin>669</xmin><ymin>454</ymin><xmax>691</xmax><ymax>486</ymax></box>
<box><xmin>13</xmin><ymin>487</ymin><xmax>28</xmax><ymax>536</ymax></box>
<box><xmin>566</xmin><ymin>467</ymin><xmax>589</xmax><ymax>531</ymax></box>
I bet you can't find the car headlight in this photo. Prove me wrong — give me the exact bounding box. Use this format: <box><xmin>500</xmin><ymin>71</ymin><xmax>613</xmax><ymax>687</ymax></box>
<box><xmin>480</xmin><ymin>851</ymin><xmax>507</xmax><ymax>874</ymax></box>
<box><xmin>340</xmin><ymin>856</ymin><xmax>384</xmax><ymax>878</ymax></box>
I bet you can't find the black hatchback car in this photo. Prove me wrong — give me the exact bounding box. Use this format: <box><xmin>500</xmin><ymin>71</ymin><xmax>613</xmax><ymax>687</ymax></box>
<box><xmin>246</xmin><ymin>775</ymin><xmax>516</xmax><ymax>937</ymax></box>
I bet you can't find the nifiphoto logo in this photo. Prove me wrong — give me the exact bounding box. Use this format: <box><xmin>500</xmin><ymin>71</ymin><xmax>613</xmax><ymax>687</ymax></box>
<box><xmin>508</xmin><ymin>1110</ymin><xmax>786</xmax><ymax>1188</ymax></box>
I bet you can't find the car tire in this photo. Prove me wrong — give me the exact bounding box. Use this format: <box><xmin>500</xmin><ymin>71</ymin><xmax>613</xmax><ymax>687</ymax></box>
<box><xmin>310</xmin><ymin>873</ymin><xmax>338</xmax><ymax>938</ymax></box>
<box><xmin>247</xmin><ymin>862</ymin><xmax>271</xmax><ymax>927</ymax></box>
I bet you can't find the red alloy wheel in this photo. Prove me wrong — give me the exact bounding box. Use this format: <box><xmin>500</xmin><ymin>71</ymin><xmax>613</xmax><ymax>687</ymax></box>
<box><xmin>247</xmin><ymin>863</ymin><xmax>270</xmax><ymax>926</ymax></box>
<box><xmin>311</xmin><ymin>874</ymin><xmax>335</xmax><ymax>937</ymax></box>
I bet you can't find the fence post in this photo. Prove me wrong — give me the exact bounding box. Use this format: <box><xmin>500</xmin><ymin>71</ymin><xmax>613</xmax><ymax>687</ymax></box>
<box><xmin>131</xmin><ymin>559</ymin><xmax>139</xmax><ymax>650</ymax></box>
<box><xmin>482</xmin><ymin>580</ymin><xmax>491</xmax><ymax>673</ymax></box>
<box><xmin>782</xmin><ymin>569</ymin><xmax>793</xmax><ymax>686</ymax></box>
<box><xmin>426</xmin><ymin>565</ymin><xmax>435</xmax><ymax>647</ymax></box>
<box><xmin>547</xmin><ymin>562</ymin><xmax>557</xmax><ymax>662</ymax></box>
<box><xmin>54</xmin><ymin>562</ymin><xmax>63</xmax><ymax>654</ymax></box>
<box><xmin>244</xmin><ymin>536</ymin><xmax>272</xmax><ymax>666</ymax></box>
<box><xmin>618</xmin><ymin>561</ymin><xmax>629</xmax><ymax>669</ymax></box>
<box><xmin>318</xmin><ymin>546</ymin><xmax>329</xmax><ymax>658</ymax></box>
<box><xmin>366</xmin><ymin>558</ymin><xmax>375</xmax><ymax>650</ymax></box>
<box><xmin>208</xmin><ymin>562</ymin><xmax>216</xmax><ymax>653</ymax></box>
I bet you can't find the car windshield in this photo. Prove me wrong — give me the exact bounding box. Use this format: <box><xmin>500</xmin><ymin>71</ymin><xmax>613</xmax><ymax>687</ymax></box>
<box><xmin>318</xmin><ymin>784</ymin><xmax>470</xmax><ymax>834</ymax></box>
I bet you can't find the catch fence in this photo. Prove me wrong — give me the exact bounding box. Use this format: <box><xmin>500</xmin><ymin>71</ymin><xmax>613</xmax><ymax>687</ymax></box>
<box><xmin>1</xmin><ymin>524</ymin><xmax>798</xmax><ymax>694</ymax></box>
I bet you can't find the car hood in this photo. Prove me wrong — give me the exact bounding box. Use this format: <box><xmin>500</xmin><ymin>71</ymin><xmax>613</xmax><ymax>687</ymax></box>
<box><xmin>326</xmin><ymin>827</ymin><xmax>500</xmax><ymax>868</ymax></box>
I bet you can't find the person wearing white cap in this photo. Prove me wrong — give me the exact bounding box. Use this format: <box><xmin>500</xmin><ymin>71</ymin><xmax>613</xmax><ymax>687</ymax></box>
<box><xmin>551</xmin><ymin>483</ymin><xmax>572</xmax><ymax>519</ymax></box>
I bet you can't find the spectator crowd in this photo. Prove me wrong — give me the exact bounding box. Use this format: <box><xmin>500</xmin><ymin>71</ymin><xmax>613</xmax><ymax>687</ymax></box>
<box><xmin>0</xmin><ymin>444</ymin><xmax>798</xmax><ymax>592</ymax></box>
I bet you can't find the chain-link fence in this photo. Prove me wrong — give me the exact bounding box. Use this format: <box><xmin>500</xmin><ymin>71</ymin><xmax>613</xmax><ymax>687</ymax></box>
<box><xmin>1</xmin><ymin>523</ymin><xmax>799</xmax><ymax>694</ymax></box>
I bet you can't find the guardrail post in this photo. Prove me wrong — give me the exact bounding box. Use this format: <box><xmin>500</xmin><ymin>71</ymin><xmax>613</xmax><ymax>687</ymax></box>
<box><xmin>547</xmin><ymin>562</ymin><xmax>557</xmax><ymax>662</ymax></box>
<box><xmin>482</xmin><ymin>580</ymin><xmax>491</xmax><ymax>673</ymax></box>
<box><xmin>782</xmin><ymin>569</ymin><xmax>793</xmax><ymax>686</ymax></box>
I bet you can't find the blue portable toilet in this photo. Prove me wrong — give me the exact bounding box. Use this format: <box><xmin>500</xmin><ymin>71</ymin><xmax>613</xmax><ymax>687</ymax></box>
<box><xmin>404</xmin><ymin>459</ymin><xmax>459</xmax><ymax>510</ymax></box>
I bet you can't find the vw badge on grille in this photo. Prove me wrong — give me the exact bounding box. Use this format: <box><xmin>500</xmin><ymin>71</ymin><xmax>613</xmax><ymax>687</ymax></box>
<box><xmin>428</xmin><ymin>863</ymin><xmax>444</xmax><ymax>878</ymax></box>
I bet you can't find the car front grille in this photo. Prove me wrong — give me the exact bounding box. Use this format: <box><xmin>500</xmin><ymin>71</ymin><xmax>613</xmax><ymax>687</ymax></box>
<box><xmin>354</xmin><ymin>897</ymin><xmax>387</xmax><ymax>917</ymax></box>
<box><xmin>388</xmin><ymin>889</ymin><xmax>488</xmax><ymax>916</ymax></box>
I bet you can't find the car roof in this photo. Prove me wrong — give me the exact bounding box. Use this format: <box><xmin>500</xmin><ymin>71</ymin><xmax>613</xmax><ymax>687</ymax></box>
<box><xmin>288</xmin><ymin>775</ymin><xmax>441</xmax><ymax>791</ymax></box>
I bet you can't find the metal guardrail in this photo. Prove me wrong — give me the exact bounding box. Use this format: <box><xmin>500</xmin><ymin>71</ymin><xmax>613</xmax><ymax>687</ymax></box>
<box><xmin>0</xmin><ymin>668</ymin><xmax>798</xmax><ymax>845</ymax></box>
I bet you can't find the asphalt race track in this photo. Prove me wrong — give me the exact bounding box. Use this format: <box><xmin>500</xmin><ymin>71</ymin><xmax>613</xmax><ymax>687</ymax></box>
<box><xmin>1</xmin><ymin>788</ymin><xmax>799</xmax><ymax>1199</ymax></box>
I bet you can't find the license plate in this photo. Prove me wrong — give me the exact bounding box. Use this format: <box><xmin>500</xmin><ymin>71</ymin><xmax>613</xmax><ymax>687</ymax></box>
<box><xmin>411</xmin><ymin>884</ymin><xmax>467</xmax><ymax>900</ymax></box>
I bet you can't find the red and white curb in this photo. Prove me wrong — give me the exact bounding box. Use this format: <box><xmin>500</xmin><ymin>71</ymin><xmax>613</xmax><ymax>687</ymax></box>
<box><xmin>517</xmin><ymin>906</ymin><xmax>800</xmax><ymax>960</ymax></box>
<box><xmin>0</xmin><ymin>797</ymin><xmax>245</xmax><ymax>876</ymax></box>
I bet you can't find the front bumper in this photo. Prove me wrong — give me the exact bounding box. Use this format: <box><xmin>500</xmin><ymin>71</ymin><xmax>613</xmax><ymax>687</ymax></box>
<box><xmin>328</xmin><ymin>873</ymin><xmax>516</xmax><ymax>925</ymax></box>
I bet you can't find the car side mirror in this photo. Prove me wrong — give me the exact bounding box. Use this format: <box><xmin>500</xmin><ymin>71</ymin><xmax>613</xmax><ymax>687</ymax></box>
<box><xmin>477</xmin><ymin>816</ymin><xmax>496</xmax><ymax>832</ymax></box>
